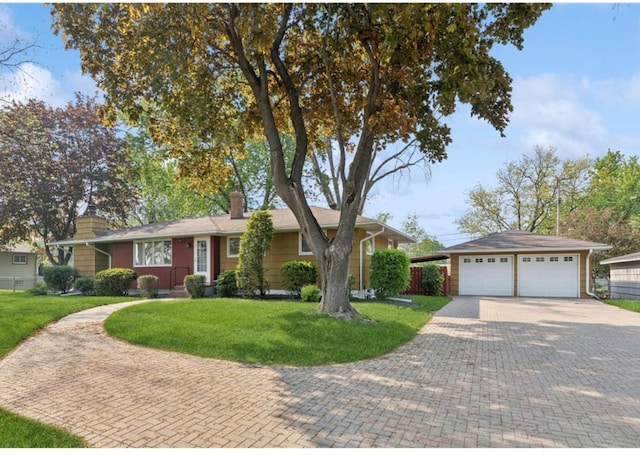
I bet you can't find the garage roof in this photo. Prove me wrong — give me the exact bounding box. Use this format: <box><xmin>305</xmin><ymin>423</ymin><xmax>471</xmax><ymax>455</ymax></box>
<box><xmin>600</xmin><ymin>251</ymin><xmax>640</xmax><ymax>265</ymax></box>
<box><xmin>439</xmin><ymin>230</ymin><xmax>611</xmax><ymax>254</ymax></box>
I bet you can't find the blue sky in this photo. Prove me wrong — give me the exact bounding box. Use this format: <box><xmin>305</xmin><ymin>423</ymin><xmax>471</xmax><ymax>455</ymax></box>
<box><xmin>2</xmin><ymin>3</ymin><xmax>640</xmax><ymax>246</ymax></box>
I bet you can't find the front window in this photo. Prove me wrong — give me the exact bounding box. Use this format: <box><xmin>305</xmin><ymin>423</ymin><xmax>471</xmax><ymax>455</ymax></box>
<box><xmin>299</xmin><ymin>232</ymin><xmax>313</xmax><ymax>256</ymax></box>
<box><xmin>12</xmin><ymin>254</ymin><xmax>27</xmax><ymax>265</ymax></box>
<box><xmin>135</xmin><ymin>240</ymin><xmax>172</xmax><ymax>266</ymax></box>
<box><xmin>365</xmin><ymin>238</ymin><xmax>374</xmax><ymax>256</ymax></box>
<box><xmin>228</xmin><ymin>237</ymin><xmax>241</xmax><ymax>257</ymax></box>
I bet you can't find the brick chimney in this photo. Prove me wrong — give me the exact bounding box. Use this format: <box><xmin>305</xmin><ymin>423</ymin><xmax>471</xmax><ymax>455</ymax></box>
<box><xmin>76</xmin><ymin>204</ymin><xmax>107</xmax><ymax>238</ymax></box>
<box><xmin>73</xmin><ymin>203</ymin><xmax>109</xmax><ymax>278</ymax></box>
<box><xmin>230</xmin><ymin>190</ymin><xmax>244</xmax><ymax>220</ymax></box>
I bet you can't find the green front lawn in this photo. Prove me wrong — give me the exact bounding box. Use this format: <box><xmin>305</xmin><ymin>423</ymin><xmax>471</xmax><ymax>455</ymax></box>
<box><xmin>0</xmin><ymin>290</ymin><xmax>137</xmax><ymax>448</ymax></box>
<box><xmin>0</xmin><ymin>408</ymin><xmax>85</xmax><ymax>448</ymax></box>
<box><xmin>105</xmin><ymin>295</ymin><xmax>450</xmax><ymax>366</ymax></box>
<box><xmin>603</xmin><ymin>299</ymin><xmax>640</xmax><ymax>313</ymax></box>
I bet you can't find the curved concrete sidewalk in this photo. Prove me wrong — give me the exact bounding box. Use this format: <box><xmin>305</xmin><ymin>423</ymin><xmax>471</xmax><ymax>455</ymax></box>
<box><xmin>1</xmin><ymin>297</ymin><xmax>640</xmax><ymax>447</ymax></box>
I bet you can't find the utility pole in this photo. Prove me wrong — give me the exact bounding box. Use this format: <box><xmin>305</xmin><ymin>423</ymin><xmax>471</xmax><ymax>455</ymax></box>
<box><xmin>556</xmin><ymin>178</ymin><xmax>561</xmax><ymax>236</ymax></box>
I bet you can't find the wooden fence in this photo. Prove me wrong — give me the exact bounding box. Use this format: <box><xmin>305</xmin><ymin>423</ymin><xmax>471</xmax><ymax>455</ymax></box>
<box><xmin>402</xmin><ymin>265</ymin><xmax>450</xmax><ymax>296</ymax></box>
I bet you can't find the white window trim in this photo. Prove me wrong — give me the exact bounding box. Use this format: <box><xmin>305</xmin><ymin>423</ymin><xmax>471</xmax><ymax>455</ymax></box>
<box><xmin>298</xmin><ymin>232</ymin><xmax>313</xmax><ymax>256</ymax></box>
<box><xmin>365</xmin><ymin>238</ymin><xmax>374</xmax><ymax>256</ymax></box>
<box><xmin>12</xmin><ymin>253</ymin><xmax>27</xmax><ymax>265</ymax></box>
<box><xmin>133</xmin><ymin>239</ymin><xmax>173</xmax><ymax>267</ymax></box>
<box><xmin>227</xmin><ymin>236</ymin><xmax>241</xmax><ymax>258</ymax></box>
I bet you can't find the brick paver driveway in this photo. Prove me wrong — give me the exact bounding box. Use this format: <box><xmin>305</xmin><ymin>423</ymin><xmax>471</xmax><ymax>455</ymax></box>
<box><xmin>1</xmin><ymin>297</ymin><xmax>640</xmax><ymax>448</ymax></box>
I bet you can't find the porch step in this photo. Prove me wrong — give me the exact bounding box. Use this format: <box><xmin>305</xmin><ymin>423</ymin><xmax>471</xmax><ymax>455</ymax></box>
<box><xmin>169</xmin><ymin>285</ymin><xmax>189</xmax><ymax>298</ymax></box>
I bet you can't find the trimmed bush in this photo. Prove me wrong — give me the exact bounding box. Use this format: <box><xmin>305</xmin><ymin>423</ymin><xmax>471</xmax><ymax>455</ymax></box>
<box><xmin>236</xmin><ymin>211</ymin><xmax>274</xmax><ymax>297</ymax></box>
<box><xmin>42</xmin><ymin>265</ymin><xmax>78</xmax><ymax>294</ymax></box>
<box><xmin>369</xmin><ymin>249</ymin><xmax>410</xmax><ymax>299</ymax></box>
<box><xmin>184</xmin><ymin>274</ymin><xmax>206</xmax><ymax>299</ymax></box>
<box><xmin>27</xmin><ymin>281</ymin><xmax>50</xmax><ymax>296</ymax></box>
<box><xmin>94</xmin><ymin>268</ymin><xmax>137</xmax><ymax>296</ymax></box>
<box><xmin>137</xmin><ymin>275</ymin><xmax>159</xmax><ymax>298</ymax></box>
<box><xmin>216</xmin><ymin>270</ymin><xmax>237</xmax><ymax>297</ymax></box>
<box><xmin>301</xmin><ymin>284</ymin><xmax>321</xmax><ymax>303</ymax></box>
<box><xmin>280</xmin><ymin>261</ymin><xmax>318</xmax><ymax>297</ymax></box>
<box><xmin>74</xmin><ymin>277</ymin><xmax>96</xmax><ymax>296</ymax></box>
<box><xmin>421</xmin><ymin>263</ymin><xmax>444</xmax><ymax>296</ymax></box>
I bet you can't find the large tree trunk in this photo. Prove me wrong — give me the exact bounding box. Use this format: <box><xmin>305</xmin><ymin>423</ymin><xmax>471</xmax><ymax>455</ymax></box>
<box><xmin>317</xmin><ymin>237</ymin><xmax>358</xmax><ymax>318</ymax></box>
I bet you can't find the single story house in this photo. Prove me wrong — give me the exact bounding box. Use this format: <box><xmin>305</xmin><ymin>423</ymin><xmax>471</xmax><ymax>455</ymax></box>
<box><xmin>49</xmin><ymin>192</ymin><xmax>414</xmax><ymax>293</ymax></box>
<box><xmin>0</xmin><ymin>245</ymin><xmax>40</xmax><ymax>290</ymax></box>
<box><xmin>600</xmin><ymin>252</ymin><xmax>640</xmax><ymax>300</ymax></box>
<box><xmin>438</xmin><ymin>230</ymin><xmax>611</xmax><ymax>298</ymax></box>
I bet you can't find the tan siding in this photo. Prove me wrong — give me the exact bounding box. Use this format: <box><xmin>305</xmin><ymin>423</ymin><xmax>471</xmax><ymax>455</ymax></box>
<box><xmin>450</xmin><ymin>253</ymin><xmax>460</xmax><ymax>296</ymax></box>
<box><xmin>73</xmin><ymin>244</ymin><xmax>110</xmax><ymax>278</ymax></box>
<box><xmin>220</xmin><ymin>228</ymin><xmax>397</xmax><ymax>291</ymax></box>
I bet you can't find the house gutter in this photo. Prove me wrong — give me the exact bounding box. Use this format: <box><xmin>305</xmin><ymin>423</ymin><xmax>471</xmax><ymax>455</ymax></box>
<box><xmin>359</xmin><ymin>227</ymin><xmax>385</xmax><ymax>298</ymax></box>
<box><xmin>586</xmin><ymin>248</ymin><xmax>597</xmax><ymax>299</ymax></box>
<box><xmin>85</xmin><ymin>242</ymin><xmax>112</xmax><ymax>269</ymax></box>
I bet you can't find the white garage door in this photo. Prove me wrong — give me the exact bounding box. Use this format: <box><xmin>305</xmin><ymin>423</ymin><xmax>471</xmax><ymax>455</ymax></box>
<box><xmin>518</xmin><ymin>254</ymin><xmax>579</xmax><ymax>298</ymax></box>
<box><xmin>459</xmin><ymin>255</ymin><xmax>513</xmax><ymax>296</ymax></box>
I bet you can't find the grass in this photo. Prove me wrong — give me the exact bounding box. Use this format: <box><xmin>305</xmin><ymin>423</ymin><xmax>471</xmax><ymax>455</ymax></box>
<box><xmin>0</xmin><ymin>408</ymin><xmax>85</xmax><ymax>448</ymax></box>
<box><xmin>0</xmin><ymin>290</ymin><xmax>137</xmax><ymax>448</ymax></box>
<box><xmin>105</xmin><ymin>295</ymin><xmax>451</xmax><ymax>366</ymax></box>
<box><xmin>603</xmin><ymin>298</ymin><xmax>640</xmax><ymax>313</ymax></box>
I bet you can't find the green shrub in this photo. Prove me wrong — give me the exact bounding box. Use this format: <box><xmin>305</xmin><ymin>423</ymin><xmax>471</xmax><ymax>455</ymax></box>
<box><xmin>369</xmin><ymin>249</ymin><xmax>410</xmax><ymax>299</ymax></box>
<box><xmin>94</xmin><ymin>268</ymin><xmax>137</xmax><ymax>296</ymax></box>
<box><xmin>42</xmin><ymin>265</ymin><xmax>78</xmax><ymax>294</ymax></box>
<box><xmin>27</xmin><ymin>281</ymin><xmax>50</xmax><ymax>296</ymax></box>
<box><xmin>236</xmin><ymin>211</ymin><xmax>274</xmax><ymax>297</ymax></box>
<box><xmin>301</xmin><ymin>284</ymin><xmax>321</xmax><ymax>303</ymax></box>
<box><xmin>74</xmin><ymin>277</ymin><xmax>96</xmax><ymax>296</ymax></box>
<box><xmin>137</xmin><ymin>275</ymin><xmax>159</xmax><ymax>298</ymax></box>
<box><xmin>184</xmin><ymin>274</ymin><xmax>206</xmax><ymax>299</ymax></box>
<box><xmin>216</xmin><ymin>270</ymin><xmax>237</xmax><ymax>297</ymax></box>
<box><xmin>280</xmin><ymin>261</ymin><xmax>318</xmax><ymax>297</ymax></box>
<box><xmin>421</xmin><ymin>263</ymin><xmax>444</xmax><ymax>296</ymax></box>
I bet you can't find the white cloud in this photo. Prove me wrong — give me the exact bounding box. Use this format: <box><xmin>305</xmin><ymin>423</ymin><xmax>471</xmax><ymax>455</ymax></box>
<box><xmin>0</xmin><ymin>62</ymin><xmax>64</xmax><ymax>105</ymax></box>
<box><xmin>0</xmin><ymin>63</ymin><xmax>100</xmax><ymax>108</ymax></box>
<box><xmin>581</xmin><ymin>73</ymin><xmax>640</xmax><ymax>110</ymax></box>
<box><xmin>509</xmin><ymin>73</ymin><xmax>608</xmax><ymax>158</ymax></box>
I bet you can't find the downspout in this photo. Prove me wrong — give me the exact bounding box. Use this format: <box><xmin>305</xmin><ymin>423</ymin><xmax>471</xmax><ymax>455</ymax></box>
<box><xmin>359</xmin><ymin>227</ymin><xmax>385</xmax><ymax>298</ymax></box>
<box><xmin>586</xmin><ymin>248</ymin><xmax>596</xmax><ymax>299</ymax></box>
<box><xmin>85</xmin><ymin>242</ymin><xmax>112</xmax><ymax>269</ymax></box>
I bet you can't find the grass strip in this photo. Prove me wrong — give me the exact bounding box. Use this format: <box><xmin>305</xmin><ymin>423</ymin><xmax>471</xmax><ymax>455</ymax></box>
<box><xmin>603</xmin><ymin>298</ymin><xmax>640</xmax><ymax>313</ymax></box>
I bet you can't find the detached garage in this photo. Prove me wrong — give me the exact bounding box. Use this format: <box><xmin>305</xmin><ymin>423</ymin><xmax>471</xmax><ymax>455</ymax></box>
<box><xmin>601</xmin><ymin>252</ymin><xmax>640</xmax><ymax>300</ymax></box>
<box><xmin>440</xmin><ymin>230</ymin><xmax>610</xmax><ymax>298</ymax></box>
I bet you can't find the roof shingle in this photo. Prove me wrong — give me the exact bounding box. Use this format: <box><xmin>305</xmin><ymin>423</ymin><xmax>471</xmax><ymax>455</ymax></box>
<box><xmin>440</xmin><ymin>230</ymin><xmax>611</xmax><ymax>253</ymax></box>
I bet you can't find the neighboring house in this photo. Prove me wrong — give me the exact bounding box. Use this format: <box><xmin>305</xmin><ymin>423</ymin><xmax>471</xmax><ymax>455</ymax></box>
<box><xmin>49</xmin><ymin>192</ymin><xmax>414</xmax><ymax>293</ymax></box>
<box><xmin>0</xmin><ymin>245</ymin><xmax>40</xmax><ymax>290</ymax></box>
<box><xmin>438</xmin><ymin>230</ymin><xmax>611</xmax><ymax>298</ymax></box>
<box><xmin>601</xmin><ymin>252</ymin><xmax>640</xmax><ymax>300</ymax></box>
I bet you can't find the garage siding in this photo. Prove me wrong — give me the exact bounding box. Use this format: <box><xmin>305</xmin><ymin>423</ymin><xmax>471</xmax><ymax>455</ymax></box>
<box><xmin>609</xmin><ymin>261</ymin><xmax>640</xmax><ymax>299</ymax></box>
<box><xmin>450</xmin><ymin>251</ymin><xmax>590</xmax><ymax>298</ymax></box>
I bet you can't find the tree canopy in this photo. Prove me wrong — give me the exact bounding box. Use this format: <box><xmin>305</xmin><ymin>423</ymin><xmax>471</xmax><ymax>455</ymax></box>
<box><xmin>0</xmin><ymin>94</ymin><xmax>135</xmax><ymax>264</ymax></box>
<box><xmin>457</xmin><ymin>146</ymin><xmax>592</xmax><ymax>237</ymax></box>
<box><xmin>52</xmin><ymin>3</ymin><xmax>549</xmax><ymax>316</ymax></box>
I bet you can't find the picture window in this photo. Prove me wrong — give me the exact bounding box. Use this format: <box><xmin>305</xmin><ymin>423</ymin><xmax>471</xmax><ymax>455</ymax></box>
<box><xmin>135</xmin><ymin>240</ymin><xmax>172</xmax><ymax>266</ymax></box>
